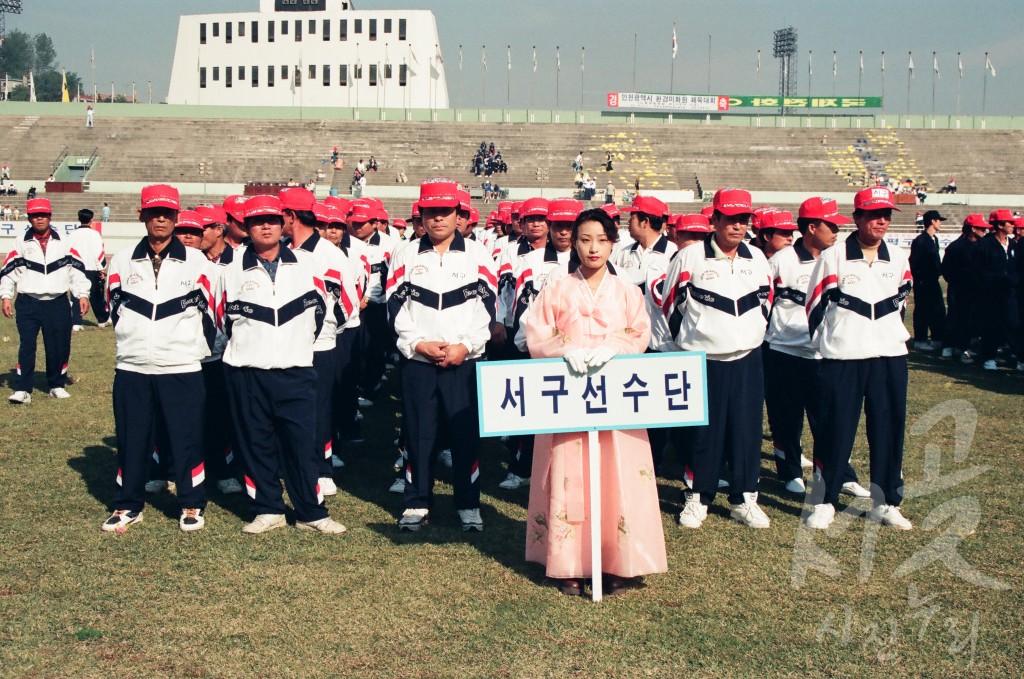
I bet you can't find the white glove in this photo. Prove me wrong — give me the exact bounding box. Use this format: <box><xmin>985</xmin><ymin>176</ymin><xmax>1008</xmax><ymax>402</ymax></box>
<box><xmin>586</xmin><ymin>346</ymin><xmax>617</xmax><ymax>371</ymax></box>
<box><xmin>563</xmin><ymin>348</ymin><xmax>589</xmax><ymax>376</ymax></box>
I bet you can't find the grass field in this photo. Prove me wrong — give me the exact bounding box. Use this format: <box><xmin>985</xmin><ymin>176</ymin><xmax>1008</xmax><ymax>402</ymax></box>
<box><xmin>0</xmin><ymin>310</ymin><xmax>1022</xmax><ymax>678</ymax></box>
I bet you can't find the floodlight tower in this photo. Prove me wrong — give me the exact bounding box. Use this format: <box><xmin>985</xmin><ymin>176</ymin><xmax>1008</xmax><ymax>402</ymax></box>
<box><xmin>773</xmin><ymin>27</ymin><xmax>797</xmax><ymax>115</ymax></box>
<box><xmin>0</xmin><ymin>1</ymin><xmax>23</xmax><ymax>45</ymax></box>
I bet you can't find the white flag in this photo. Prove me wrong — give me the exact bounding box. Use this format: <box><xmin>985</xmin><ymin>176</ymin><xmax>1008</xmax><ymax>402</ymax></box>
<box><xmin>958</xmin><ymin>52</ymin><xmax>963</xmax><ymax>78</ymax></box>
<box><xmin>933</xmin><ymin>53</ymin><xmax>939</xmax><ymax>78</ymax></box>
<box><xmin>532</xmin><ymin>46</ymin><xmax>537</xmax><ymax>73</ymax></box>
<box><xmin>458</xmin><ymin>45</ymin><xmax>462</xmax><ymax>71</ymax></box>
<box><xmin>985</xmin><ymin>55</ymin><xmax>996</xmax><ymax>77</ymax></box>
<box><xmin>908</xmin><ymin>52</ymin><xmax>915</xmax><ymax>77</ymax></box>
<box><xmin>556</xmin><ymin>47</ymin><xmax>560</xmax><ymax>72</ymax></box>
<box><xmin>756</xmin><ymin>50</ymin><xmax>760</xmax><ymax>75</ymax></box>
<box><xmin>859</xmin><ymin>51</ymin><xmax>864</xmax><ymax>75</ymax></box>
<box><xmin>672</xmin><ymin>24</ymin><xmax>678</xmax><ymax>60</ymax></box>
<box><xmin>832</xmin><ymin>51</ymin><xmax>837</xmax><ymax>78</ymax></box>
<box><xmin>507</xmin><ymin>45</ymin><xmax>511</xmax><ymax>71</ymax></box>
<box><xmin>808</xmin><ymin>50</ymin><xmax>812</xmax><ymax>76</ymax></box>
<box><xmin>581</xmin><ymin>47</ymin><xmax>585</xmax><ymax>72</ymax></box>
<box><xmin>435</xmin><ymin>44</ymin><xmax>443</xmax><ymax>65</ymax></box>
<box><xmin>90</xmin><ymin>47</ymin><xmax>95</xmax><ymax>67</ymax></box>
<box><xmin>29</xmin><ymin>69</ymin><xmax>36</xmax><ymax>102</ymax></box>
<box><xmin>881</xmin><ymin>51</ymin><xmax>885</xmax><ymax>73</ymax></box>
<box><xmin>482</xmin><ymin>45</ymin><xmax>487</xmax><ymax>71</ymax></box>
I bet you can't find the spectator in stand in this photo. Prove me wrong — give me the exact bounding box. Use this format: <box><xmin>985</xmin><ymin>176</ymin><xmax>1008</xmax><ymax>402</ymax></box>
<box><xmin>101</xmin><ymin>203</ymin><xmax>111</xmax><ymax>222</ymax></box>
<box><xmin>0</xmin><ymin>163</ymin><xmax>9</xmax><ymax>180</ymax></box>
<box><xmin>356</xmin><ymin>159</ymin><xmax>366</xmax><ymax>175</ymax></box>
<box><xmin>909</xmin><ymin>210</ymin><xmax>947</xmax><ymax>351</ymax></box>
<box><xmin>367</xmin><ymin>155</ymin><xmax>378</xmax><ymax>172</ymax></box>
<box><xmin>939</xmin><ymin>177</ymin><xmax>957</xmax><ymax>194</ymax></box>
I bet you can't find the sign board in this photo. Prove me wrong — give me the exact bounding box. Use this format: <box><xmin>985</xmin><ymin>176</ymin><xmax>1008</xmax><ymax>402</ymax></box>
<box><xmin>607</xmin><ymin>92</ymin><xmax>882</xmax><ymax>111</ymax></box>
<box><xmin>476</xmin><ymin>352</ymin><xmax>708</xmax><ymax>437</ymax></box>
<box><xmin>275</xmin><ymin>0</ymin><xmax>327</xmax><ymax>11</ymax></box>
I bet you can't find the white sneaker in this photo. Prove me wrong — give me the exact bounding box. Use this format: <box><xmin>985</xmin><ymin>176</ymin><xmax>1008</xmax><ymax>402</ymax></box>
<box><xmin>730</xmin><ymin>492</ymin><xmax>770</xmax><ymax>528</ymax></box>
<box><xmin>242</xmin><ymin>513</ymin><xmax>287</xmax><ymax>534</ymax></box>
<box><xmin>773</xmin><ymin>446</ymin><xmax>785</xmax><ymax>459</ymax></box>
<box><xmin>458</xmin><ymin>508</ymin><xmax>484</xmax><ymax>532</ymax></box>
<box><xmin>388</xmin><ymin>477</ymin><xmax>406</xmax><ymax>493</ymax></box>
<box><xmin>804</xmin><ymin>503</ymin><xmax>836</xmax><ymax>529</ymax></box>
<box><xmin>439</xmin><ymin>449</ymin><xmax>453</xmax><ymax>469</ymax></box>
<box><xmin>48</xmin><ymin>387</ymin><xmax>71</xmax><ymax>399</ymax></box>
<box><xmin>296</xmin><ymin>517</ymin><xmax>347</xmax><ymax>534</ymax></box>
<box><xmin>983</xmin><ymin>359</ymin><xmax>998</xmax><ymax>371</ymax></box>
<box><xmin>357</xmin><ymin>397</ymin><xmax>374</xmax><ymax>408</ymax></box>
<box><xmin>318</xmin><ymin>477</ymin><xmax>338</xmax><ymax>496</ymax></box>
<box><xmin>960</xmin><ymin>352</ymin><xmax>974</xmax><ymax>365</ymax></box>
<box><xmin>145</xmin><ymin>479</ymin><xmax>168</xmax><ymax>494</ymax></box>
<box><xmin>841</xmin><ymin>481</ymin><xmax>871</xmax><ymax>498</ymax></box>
<box><xmin>8</xmin><ymin>390</ymin><xmax>31</xmax><ymax>404</ymax></box>
<box><xmin>72</xmin><ymin>325</ymin><xmax>84</xmax><ymax>333</ymax></box>
<box><xmin>800</xmin><ymin>454</ymin><xmax>813</xmax><ymax>469</ymax></box>
<box><xmin>97</xmin><ymin>319</ymin><xmax>112</xmax><ymax>328</ymax></box>
<box><xmin>331</xmin><ymin>455</ymin><xmax>345</xmax><ymax>469</ymax></box>
<box><xmin>869</xmin><ymin>504</ymin><xmax>912</xmax><ymax>530</ymax></box>
<box><xmin>678</xmin><ymin>493</ymin><xmax>707</xmax><ymax>528</ymax></box>
<box><xmin>784</xmin><ymin>478</ymin><xmax>806</xmax><ymax>493</ymax></box>
<box><xmin>912</xmin><ymin>341</ymin><xmax>933</xmax><ymax>351</ymax></box>
<box><xmin>1016</xmin><ymin>361</ymin><xmax>1024</xmax><ymax>372</ymax></box>
<box><xmin>398</xmin><ymin>508</ymin><xmax>429</xmax><ymax>531</ymax></box>
<box><xmin>941</xmin><ymin>347</ymin><xmax>954</xmax><ymax>359</ymax></box>
<box><xmin>102</xmin><ymin>509</ymin><xmax>143</xmax><ymax>532</ymax></box>
<box><xmin>217</xmin><ymin>478</ymin><xmax>243</xmax><ymax>494</ymax></box>
<box><xmin>498</xmin><ymin>472</ymin><xmax>529</xmax><ymax>490</ymax></box>
<box><xmin>179</xmin><ymin>507</ymin><xmax>206</xmax><ymax>532</ymax></box>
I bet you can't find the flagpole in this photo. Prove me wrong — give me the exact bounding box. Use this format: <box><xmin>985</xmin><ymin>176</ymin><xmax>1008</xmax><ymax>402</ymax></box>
<box><xmin>981</xmin><ymin>52</ymin><xmax>987</xmax><ymax>117</ymax></box>
<box><xmin>832</xmin><ymin>51</ymin><xmax>836</xmax><ymax>98</ymax></box>
<box><xmin>858</xmin><ymin>51</ymin><xmax>863</xmax><ymax>100</ymax></box>
<box><xmin>580</xmin><ymin>46</ymin><xmax>585</xmax><ymax>108</ymax></box>
<box><xmin>931</xmin><ymin>52</ymin><xmax>936</xmax><ymax>116</ymax></box>
<box><xmin>555</xmin><ymin>46</ymin><xmax>560</xmax><ymax>109</ymax></box>
<box><xmin>670</xmin><ymin>23</ymin><xmax>676</xmax><ymax>94</ymax></box>
<box><xmin>880</xmin><ymin>51</ymin><xmax>885</xmax><ymax>114</ymax></box>
<box><xmin>506</xmin><ymin>45</ymin><xmax>511</xmax><ymax>108</ymax></box>
<box><xmin>481</xmin><ymin>45</ymin><xmax>486</xmax><ymax>109</ymax></box>
<box><xmin>706</xmin><ymin>34</ymin><xmax>711</xmax><ymax>94</ymax></box>
<box><xmin>956</xmin><ymin>52</ymin><xmax>961</xmax><ymax>118</ymax></box>
<box><xmin>808</xmin><ymin>50</ymin><xmax>812</xmax><ymax>98</ymax></box>
<box><xmin>632</xmin><ymin>34</ymin><xmax>637</xmax><ymax>90</ymax></box>
<box><xmin>531</xmin><ymin>45</ymin><xmax>536</xmax><ymax>109</ymax></box>
<box><xmin>458</xmin><ymin>44</ymin><xmax>463</xmax><ymax>110</ymax></box>
<box><xmin>907</xmin><ymin>51</ymin><xmax>912</xmax><ymax>115</ymax></box>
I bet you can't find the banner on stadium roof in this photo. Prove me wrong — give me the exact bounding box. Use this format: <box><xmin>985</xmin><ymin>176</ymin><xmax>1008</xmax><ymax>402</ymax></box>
<box><xmin>607</xmin><ymin>92</ymin><xmax>883</xmax><ymax>111</ymax></box>
<box><xmin>476</xmin><ymin>353</ymin><xmax>708</xmax><ymax>437</ymax></box>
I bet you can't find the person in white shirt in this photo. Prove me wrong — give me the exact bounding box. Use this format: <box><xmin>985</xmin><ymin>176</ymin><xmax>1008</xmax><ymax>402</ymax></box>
<box><xmin>67</xmin><ymin>208</ymin><xmax>110</xmax><ymax>330</ymax></box>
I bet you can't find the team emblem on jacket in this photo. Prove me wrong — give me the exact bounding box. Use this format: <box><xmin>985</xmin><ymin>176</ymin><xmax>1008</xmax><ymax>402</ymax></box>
<box><xmin>242</xmin><ymin>281</ymin><xmax>260</xmax><ymax>291</ymax></box>
<box><xmin>127</xmin><ymin>274</ymin><xmax>143</xmax><ymax>285</ymax></box>
<box><xmin>739</xmin><ymin>267</ymin><xmax>752</xmax><ymax>276</ymax></box>
<box><xmin>881</xmin><ymin>271</ymin><xmax>896</xmax><ymax>280</ymax></box>
<box><xmin>450</xmin><ymin>271</ymin><xmax>466</xmax><ymax>280</ymax></box>
<box><xmin>411</xmin><ymin>265</ymin><xmax>428</xmax><ymax>276</ymax></box>
<box><xmin>841</xmin><ymin>274</ymin><xmax>860</xmax><ymax>285</ymax></box>
<box><xmin>701</xmin><ymin>270</ymin><xmax>718</xmax><ymax>281</ymax></box>
<box><xmin>796</xmin><ymin>274</ymin><xmax>810</xmax><ymax>286</ymax></box>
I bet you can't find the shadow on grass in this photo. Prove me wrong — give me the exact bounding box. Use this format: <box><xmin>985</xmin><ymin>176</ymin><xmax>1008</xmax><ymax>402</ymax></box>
<box><xmin>908</xmin><ymin>351</ymin><xmax>1024</xmax><ymax>395</ymax></box>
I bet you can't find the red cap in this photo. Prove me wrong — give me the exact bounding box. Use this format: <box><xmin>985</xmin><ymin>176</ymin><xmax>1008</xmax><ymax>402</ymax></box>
<box><xmin>347</xmin><ymin>200</ymin><xmax>376</xmax><ymax>223</ymax></box>
<box><xmin>853</xmin><ymin>187</ymin><xmax>900</xmax><ymax>212</ymax></box>
<box><xmin>963</xmin><ymin>213</ymin><xmax>990</xmax><ymax>229</ymax></box>
<box><xmin>798</xmin><ymin>196</ymin><xmax>852</xmax><ymax>225</ymax></box>
<box><xmin>486</xmin><ymin>211</ymin><xmax>498</xmax><ymax>227</ymax></box>
<box><xmin>623</xmin><ymin>194</ymin><xmax>669</xmax><ymax>218</ymax></box>
<box><xmin>548</xmin><ymin>198</ymin><xmax>584</xmax><ymax>223</ymax></box>
<box><xmin>393</xmin><ymin>218</ymin><xmax>408</xmax><ymax>229</ymax></box>
<box><xmin>244</xmin><ymin>195</ymin><xmax>284</xmax><ymax>219</ymax></box>
<box><xmin>468</xmin><ymin>207</ymin><xmax>480</xmax><ymax>225</ymax></box>
<box><xmin>25</xmin><ymin>198</ymin><xmax>52</xmax><ymax>215</ymax></box>
<box><xmin>326</xmin><ymin>205</ymin><xmax>346</xmax><ymax>225</ymax></box>
<box><xmin>195</xmin><ymin>205</ymin><xmax>228</xmax><ymax>226</ymax></box>
<box><xmin>751</xmin><ymin>205</ymin><xmax>777</xmax><ymax>231</ymax></box>
<box><xmin>712</xmin><ymin>188</ymin><xmax>754</xmax><ymax>216</ymax></box>
<box><xmin>410</xmin><ymin>201</ymin><xmax>421</xmax><ymax>219</ymax></box>
<box><xmin>378</xmin><ymin>208</ymin><xmax>390</xmax><ymax>223</ymax></box>
<box><xmin>497</xmin><ymin>201</ymin><xmax>513</xmax><ymax>213</ymax></box>
<box><xmin>175</xmin><ymin>210</ymin><xmax>204</xmax><ymax>231</ymax></box>
<box><xmin>760</xmin><ymin>210</ymin><xmax>797</xmax><ymax>231</ymax></box>
<box><xmin>366</xmin><ymin>197</ymin><xmax>385</xmax><ymax>210</ymax></box>
<box><xmin>520</xmin><ymin>197</ymin><xmax>549</xmax><ymax>218</ymax></box>
<box><xmin>418</xmin><ymin>177</ymin><xmax>460</xmax><ymax>208</ymax></box>
<box><xmin>498</xmin><ymin>207</ymin><xmax>512</xmax><ymax>225</ymax></box>
<box><xmin>600</xmin><ymin>203</ymin><xmax>620</xmax><ymax>220</ymax></box>
<box><xmin>673</xmin><ymin>213</ymin><xmax>712</xmax><ymax>233</ymax></box>
<box><xmin>511</xmin><ymin>201</ymin><xmax>524</xmax><ymax>216</ymax></box>
<box><xmin>700</xmin><ymin>205</ymin><xmax>715</xmax><ymax>218</ymax></box>
<box><xmin>140</xmin><ymin>184</ymin><xmax>181</xmax><ymax>211</ymax></box>
<box><xmin>1014</xmin><ymin>217</ymin><xmax>1024</xmax><ymax>229</ymax></box>
<box><xmin>278</xmin><ymin>187</ymin><xmax>316</xmax><ymax>212</ymax></box>
<box><xmin>457</xmin><ymin>190</ymin><xmax>472</xmax><ymax>212</ymax></box>
<box><xmin>223</xmin><ymin>195</ymin><xmax>247</xmax><ymax>222</ymax></box>
<box><xmin>325</xmin><ymin>196</ymin><xmax>351</xmax><ymax>214</ymax></box>
<box><xmin>988</xmin><ymin>209</ymin><xmax>1014</xmax><ymax>224</ymax></box>
<box><xmin>312</xmin><ymin>203</ymin><xmax>332</xmax><ymax>224</ymax></box>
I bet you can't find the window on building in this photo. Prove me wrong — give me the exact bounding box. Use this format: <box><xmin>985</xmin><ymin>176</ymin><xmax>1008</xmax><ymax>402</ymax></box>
<box><xmin>281</xmin><ymin>64</ymin><xmax>288</xmax><ymax>80</ymax></box>
<box><xmin>268</xmin><ymin>20</ymin><xmax>274</xmax><ymax>42</ymax></box>
<box><xmin>340</xmin><ymin>65</ymin><xmax>348</xmax><ymax>86</ymax></box>
<box><xmin>238</xmin><ymin>65</ymin><xmax>245</xmax><ymax>81</ymax></box>
<box><xmin>238</xmin><ymin>21</ymin><xmax>245</xmax><ymax>37</ymax></box>
<box><xmin>200</xmin><ymin>67</ymin><xmax>207</xmax><ymax>88</ymax></box>
<box><xmin>212</xmin><ymin>22</ymin><xmax>219</xmax><ymax>38</ymax></box>
<box><xmin>369</xmin><ymin>64</ymin><xmax>378</xmax><ymax>86</ymax></box>
<box><xmin>369</xmin><ymin>19</ymin><xmax>377</xmax><ymax>41</ymax></box>
<box><xmin>399</xmin><ymin>64</ymin><xmax>407</xmax><ymax>86</ymax></box>
<box><xmin>226</xmin><ymin>67</ymin><xmax>233</xmax><ymax>88</ymax></box>
<box><xmin>268</xmin><ymin>65</ymin><xmax>275</xmax><ymax>87</ymax></box>
<box><xmin>213</xmin><ymin>66</ymin><xmax>220</xmax><ymax>81</ymax></box>
<box><xmin>354</xmin><ymin>19</ymin><xmax>362</xmax><ymax>34</ymax></box>
<box><xmin>354</xmin><ymin>64</ymin><xmax>363</xmax><ymax>79</ymax></box>
<box><xmin>309</xmin><ymin>19</ymin><xmax>316</xmax><ymax>35</ymax></box>
<box><xmin>323</xmin><ymin>64</ymin><xmax>331</xmax><ymax>86</ymax></box>
<box><xmin>251</xmin><ymin>21</ymin><xmax>258</xmax><ymax>42</ymax></box>
<box><xmin>281</xmin><ymin>20</ymin><xmax>288</xmax><ymax>35</ymax></box>
<box><xmin>252</xmin><ymin>66</ymin><xmax>258</xmax><ymax>87</ymax></box>
<box><xmin>295</xmin><ymin>20</ymin><xmax>302</xmax><ymax>41</ymax></box>
<box><xmin>399</xmin><ymin>18</ymin><xmax>407</xmax><ymax>40</ymax></box>
<box><xmin>309</xmin><ymin>64</ymin><xmax>316</xmax><ymax>80</ymax></box>
<box><xmin>384</xmin><ymin>18</ymin><xmax>392</xmax><ymax>33</ymax></box>
<box><xmin>323</xmin><ymin>19</ymin><xmax>330</xmax><ymax>41</ymax></box>
<box><xmin>294</xmin><ymin>68</ymin><xmax>302</xmax><ymax>88</ymax></box>
<box><xmin>384</xmin><ymin>64</ymin><xmax>393</xmax><ymax>80</ymax></box>
<box><xmin>340</xmin><ymin>19</ymin><xmax>347</xmax><ymax>41</ymax></box>
<box><xmin>200</xmin><ymin>23</ymin><xmax>207</xmax><ymax>44</ymax></box>
<box><xmin>226</xmin><ymin>22</ymin><xmax>232</xmax><ymax>44</ymax></box>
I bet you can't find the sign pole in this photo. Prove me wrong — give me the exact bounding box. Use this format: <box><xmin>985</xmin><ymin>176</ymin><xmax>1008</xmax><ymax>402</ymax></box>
<box><xmin>588</xmin><ymin>428</ymin><xmax>602</xmax><ymax>602</ymax></box>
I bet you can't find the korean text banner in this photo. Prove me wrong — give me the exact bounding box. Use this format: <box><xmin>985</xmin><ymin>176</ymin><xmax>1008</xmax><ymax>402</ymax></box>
<box><xmin>476</xmin><ymin>353</ymin><xmax>708</xmax><ymax>437</ymax></box>
<box><xmin>607</xmin><ymin>92</ymin><xmax>882</xmax><ymax>110</ymax></box>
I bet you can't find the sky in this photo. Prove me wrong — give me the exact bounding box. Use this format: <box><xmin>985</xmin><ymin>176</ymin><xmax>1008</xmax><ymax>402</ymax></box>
<box><xmin>5</xmin><ymin>0</ymin><xmax>1023</xmax><ymax>115</ymax></box>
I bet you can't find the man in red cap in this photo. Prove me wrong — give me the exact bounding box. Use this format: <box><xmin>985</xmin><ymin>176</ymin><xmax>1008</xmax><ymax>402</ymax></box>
<box><xmin>909</xmin><ymin>210</ymin><xmax>948</xmax><ymax>352</ymax></box>
<box><xmin>764</xmin><ymin>198</ymin><xmax>868</xmax><ymax>498</ymax></box>
<box><xmin>662</xmin><ymin>188</ymin><xmax>772</xmax><ymax>529</ymax></box>
<box><xmin>1</xmin><ymin>197</ymin><xmax>91</xmax><ymax>404</ymax></box>
<box><xmin>753</xmin><ymin>210</ymin><xmax>796</xmax><ymax>259</ymax></box>
<box><xmin>347</xmin><ymin>199</ymin><xmax>393</xmax><ymax>405</ymax></box>
<box><xmin>281</xmin><ymin>187</ymin><xmax>357</xmax><ymax>495</ymax></box>
<box><xmin>102</xmin><ymin>185</ymin><xmax>216</xmax><ymax>532</ymax></box>
<box><xmin>385</xmin><ymin>177</ymin><xmax>497</xmax><ymax>531</ymax></box>
<box><xmin>221</xmin><ymin>196</ymin><xmax>249</xmax><ymax>250</ymax></box>
<box><xmin>804</xmin><ymin>187</ymin><xmax>913</xmax><ymax>530</ymax></box>
<box><xmin>220</xmin><ymin>194</ymin><xmax>345</xmax><ymax>535</ymax></box>
<box><xmin>940</xmin><ymin>214</ymin><xmax>989</xmax><ymax>362</ymax></box>
<box><xmin>973</xmin><ymin>209</ymin><xmax>1020</xmax><ymax>371</ymax></box>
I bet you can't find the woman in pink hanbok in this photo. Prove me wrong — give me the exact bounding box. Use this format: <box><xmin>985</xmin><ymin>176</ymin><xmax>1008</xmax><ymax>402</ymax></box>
<box><xmin>524</xmin><ymin>208</ymin><xmax>668</xmax><ymax>596</ymax></box>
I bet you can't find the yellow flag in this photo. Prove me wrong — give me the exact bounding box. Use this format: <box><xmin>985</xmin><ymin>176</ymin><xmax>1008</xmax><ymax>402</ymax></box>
<box><xmin>61</xmin><ymin>69</ymin><xmax>70</xmax><ymax>103</ymax></box>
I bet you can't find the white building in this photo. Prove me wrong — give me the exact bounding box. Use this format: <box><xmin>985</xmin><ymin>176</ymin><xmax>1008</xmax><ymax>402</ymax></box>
<box><xmin>167</xmin><ymin>0</ymin><xmax>449</xmax><ymax>108</ymax></box>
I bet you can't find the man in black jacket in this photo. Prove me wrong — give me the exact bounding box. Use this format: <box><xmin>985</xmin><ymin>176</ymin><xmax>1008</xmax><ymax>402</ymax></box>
<box><xmin>941</xmin><ymin>214</ymin><xmax>988</xmax><ymax>362</ymax></box>
<box><xmin>909</xmin><ymin>210</ymin><xmax>947</xmax><ymax>351</ymax></box>
<box><xmin>973</xmin><ymin>209</ymin><xmax>1019</xmax><ymax>371</ymax></box>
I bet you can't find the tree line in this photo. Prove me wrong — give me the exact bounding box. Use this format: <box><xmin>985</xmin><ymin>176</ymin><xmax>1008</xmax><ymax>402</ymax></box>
<box><xmin>0</xmin><ymin>29</ymin><xmax>82</xmax><ymax>102</ymax></box>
